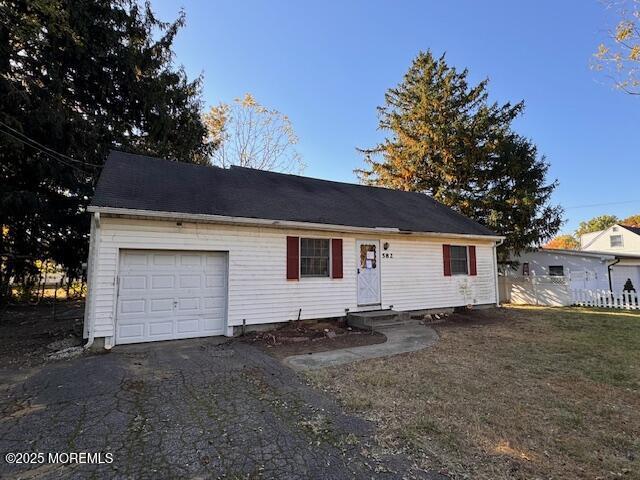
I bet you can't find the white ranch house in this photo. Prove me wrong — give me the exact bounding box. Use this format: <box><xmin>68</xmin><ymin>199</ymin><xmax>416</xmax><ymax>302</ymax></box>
<box><xmin>83</xmin><ymin>151</ymin><xmax>504</xmax><ymax>348</ymax></box>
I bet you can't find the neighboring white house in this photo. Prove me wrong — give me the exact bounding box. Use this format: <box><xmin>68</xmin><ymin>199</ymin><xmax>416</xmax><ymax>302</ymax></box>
<box><xmin>580</xmin><ymin>224</ymin><xmax>640</xmax><ymax>293</ymax></box>
<box><xmin>83</xmin><ymin>151</ymin><xmax>504</xmax><ymax>348</ymax></box>
<box><xmin>504</xmin><ymin>235</ymin><xmax>640</xmax><ymax>306</ymax></box>
<box><xmin>580</xmin><ymin>224</ymin><xmax>640</xmax><ymax>254</ymax></box>
<box><xmin>508</xmin><ymin>248</ymin><xmax>614</xmax><ymax>291</ymax></box>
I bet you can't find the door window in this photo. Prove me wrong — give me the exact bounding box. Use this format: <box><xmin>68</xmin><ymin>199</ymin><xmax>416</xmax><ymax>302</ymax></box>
<box><xmin>359</xmin><ymin>244</ymin><xmax>377</xmax><ymax>269</ymax></box>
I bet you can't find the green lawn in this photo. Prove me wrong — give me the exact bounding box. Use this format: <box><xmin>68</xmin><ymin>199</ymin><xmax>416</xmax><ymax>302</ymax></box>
<box><xmin>309</xmin><ymin>306</ymin><xmax>640</xmax><ymax>479</ymax></box>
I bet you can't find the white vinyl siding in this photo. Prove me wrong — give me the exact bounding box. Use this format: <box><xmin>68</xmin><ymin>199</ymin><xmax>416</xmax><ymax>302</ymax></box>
<box><xmin>85</xmin><ymin>216</ymin><xmax>498</xmax><ymax>342</ymax></box>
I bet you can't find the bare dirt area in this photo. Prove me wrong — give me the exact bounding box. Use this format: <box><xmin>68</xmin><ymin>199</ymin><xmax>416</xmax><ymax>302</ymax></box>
<box><xmin>241</xmin><ymin>318</ymin><xmax>386</xmax><ymax>359</ymax></box>
<box><xmin>309</xmin><ymin>306</ymin><xmax>640</xmax><ymax>480</ymax></box>
<box><xmin>0</xmin><ymin>300</ymin><xmax>85</xmax><ymax>369</ymax></box>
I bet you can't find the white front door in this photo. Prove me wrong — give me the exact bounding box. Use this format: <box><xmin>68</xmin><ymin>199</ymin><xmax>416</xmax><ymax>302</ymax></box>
<box><xmin>357</xmin><ymin>240</ymin><xmax>381</xmax><ymax>306</ymax></box>
<box><xmin>116</xmin><ymin>250</ymin><xmax>227</xmax><ymax>345</ymax></box>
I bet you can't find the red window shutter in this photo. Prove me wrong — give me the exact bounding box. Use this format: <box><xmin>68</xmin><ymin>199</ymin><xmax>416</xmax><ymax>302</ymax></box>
<box><xmin>469</xmin><ymin>246</ymin><xmax>477</xmax><ymax>276</ymax></box>
<box><xmin>286</xmin><ymin>236</ymin><xmax>299</xmax><ymax>280</ymax></box>
<box><xmin>331</xmin><ymin>238</ymin><xmax>343</xmax><ymax>279</ymax></box>
<box><xmin>443</xmin><ymin>244</ymin><xmax>452</xmax><ymax>276</ymax></box>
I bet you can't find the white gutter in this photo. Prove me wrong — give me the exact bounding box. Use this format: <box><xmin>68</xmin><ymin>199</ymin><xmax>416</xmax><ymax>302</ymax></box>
<box><xmin>83</xmin><ymin>212</ymin><xmax>100</xmax><ymax>350</ymax></box>
<box><xmin>87</xmin><ymin>206</ymin><xmax>506</xmax><ymax>242</ymax></box>
<box><xmin>493</xmin><ymin>238</ymin><xmax>505</xmax><ymax>306</ymax></box>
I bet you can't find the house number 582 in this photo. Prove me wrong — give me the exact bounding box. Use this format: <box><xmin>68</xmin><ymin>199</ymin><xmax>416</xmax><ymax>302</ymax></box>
<box><xmin>382</xmin><ymin>252</ymin><xmax>393</xmax><ymax>258</ymax></box>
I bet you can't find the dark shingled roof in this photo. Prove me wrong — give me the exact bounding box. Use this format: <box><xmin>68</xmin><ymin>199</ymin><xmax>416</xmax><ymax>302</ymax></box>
<box><xmin>90</xmin><ymin>150</ymin><xmax>497</xmax><ymax>237</ymax></box>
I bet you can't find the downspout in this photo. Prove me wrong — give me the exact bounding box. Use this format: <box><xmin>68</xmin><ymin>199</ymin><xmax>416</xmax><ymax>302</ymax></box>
<box><xmin>84</xmin><ymin>212</ymin><xmax>100</xmax><ymax>350</ymax></box>
<box><xmin>493</xmin><ymin>238</ymin><xmax>505</xmax><ymax>306</ymax></box>
<box><xmin>608</xmin><ymin>258</ymin><xmax>620</xmax><ymax>293</ymax></box>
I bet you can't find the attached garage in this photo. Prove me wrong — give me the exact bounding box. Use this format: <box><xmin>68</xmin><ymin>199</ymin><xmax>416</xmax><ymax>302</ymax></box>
<box><xmin>116</xmin><ymin>250</ymin><xmax>228</xmax><ymax>344</ymax></box>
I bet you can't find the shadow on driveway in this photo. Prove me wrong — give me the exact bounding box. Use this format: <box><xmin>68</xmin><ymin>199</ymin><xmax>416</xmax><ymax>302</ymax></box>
<box><xmin>0</xmin><ymin>338</ymin><xmax>444</xmax><ymax>479</ymax></box>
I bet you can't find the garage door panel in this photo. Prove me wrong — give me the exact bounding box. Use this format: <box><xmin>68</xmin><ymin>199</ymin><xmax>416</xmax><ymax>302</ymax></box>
<box><xmin>205</xmin><ymin>274</ymin><xmax>225</xmax><ymax>288</ymax></box>
<box><xmin>203</xmin><ymin>296</ymin><xmax>225</xmax><ymax>309</ymax></box>
<box><xmin>203</xmin><ymin>319</ymin><xmax>224</xmax><ymax>332</ymax></box>
<box><xmin>150</xmin><ymin>298</ymin><xmax>174</xmax><ymax>313</ymax></box>
<box><xmin>177</xmin><ymin>297</ymin><xmax>199</xmax><ymax>311</ymax></box>
<box><xmin>180</xmin><ymin>254</ymin><xmax>202</xmax><ymax>267</ymax></box>
<box><xmin>179</xmin><ymin>274</ymin><xmax>202</xmax><ymax>288</ymax></box>
<box><xmin>120</xmin><ymin>299</ymin><xmax>146</xmax><ymax>314</ymax></box>
<box><xmin>116</xmin><ymin>250</ymin><xmax>227</xmax><ymax>344</ymax></box>
<box><xmin>176</xmin><ymin>318</ymin><xmax>200</xmax><ymax>334</ymax></box>
<box><xmin>123</xmin><ymin>253</ymin><xmax>148</xmax><ymax>266</ymax></box>
<box><xmin>203</xmin><ymin>284</ymin><xmax>225</xmax><ymax>295</ymax></box>
<box><xmin>121</xmin><ymin>276</ymin><xmax>147</xmax><ymax>290</ymax></box>
<box><xmin>153</xmin><ymin>254</ymin><xmax>176</xmax><ymax>266</ymax></box>
<box><xmin>149</xmin><ymin>321</ymin><xmax>174</xmax><ymax>336</ymax></box>
<box><xmin>119</xmin><ymin>324</ymin><xmax>145</xmax><ymax>340</ymax></box>
<box><xmin>151</xmin><ymin>275</ymin><xmax>174</xmax><ymax>289</ymax></box>
<box><xmin>206</xmin><ymin>255</ymin><xmax>226</xmax><ymax>267</ymax></box>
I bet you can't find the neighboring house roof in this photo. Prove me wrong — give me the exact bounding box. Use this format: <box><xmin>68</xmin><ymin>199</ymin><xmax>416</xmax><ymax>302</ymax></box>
<box><xmin>586</xmin><ymin>251</ymin><xmax>640</xmax><ymax>260</ymax></box>
<box><xmin>90</xmin><ymin>150</ymin><xmax>497</xmax><ymax>237</ymax></box>
<box><xmin>539</xmin><ymin>248</ymin><xmax>616</xmax><ymax>260</ymax></box>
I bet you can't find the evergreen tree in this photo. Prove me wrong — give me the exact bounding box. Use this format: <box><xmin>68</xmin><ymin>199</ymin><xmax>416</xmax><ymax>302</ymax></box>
<box><xmin>623</xmin><ymin>278</ymin><xmax>635</xmax><ymax>292</ymax></box>
<box><xmin>0</xmin><ymin>0</ymin><xmax>214</xmax><ymax>301</ymax></box>
<box><xmin>357</xmin><ymin>51</ymin><xmax>562</xmax><ymax>257</ymax></box>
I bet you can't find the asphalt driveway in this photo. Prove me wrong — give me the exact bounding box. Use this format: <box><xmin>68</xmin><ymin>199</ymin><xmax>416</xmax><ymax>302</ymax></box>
<box><xmin>0</xmin><ymin>337</ymin><xmax>440</xmax><ymax>479</ymax></box>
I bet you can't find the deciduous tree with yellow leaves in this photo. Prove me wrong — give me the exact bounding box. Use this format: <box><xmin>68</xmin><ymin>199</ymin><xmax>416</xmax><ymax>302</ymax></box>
<box><xmin>203</xmin><ymin>94</ymin><xmax>304</xmax><ymax>174</ymax></box>
<box><xmin>594</xmin><ymin>0</ymin><xmax>640</xmax><ymax>95</ymax></box>
<box><xmin>545</xmin><ymin>235</ymin><xmax>580</xmax><ymax>250</ymax></box>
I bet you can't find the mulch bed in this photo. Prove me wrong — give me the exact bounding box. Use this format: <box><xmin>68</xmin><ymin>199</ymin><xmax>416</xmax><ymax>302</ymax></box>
<box><xmin>240</xmin><ymin>318</ymin><xmax>386</xmax><ymax>359</ymax></box>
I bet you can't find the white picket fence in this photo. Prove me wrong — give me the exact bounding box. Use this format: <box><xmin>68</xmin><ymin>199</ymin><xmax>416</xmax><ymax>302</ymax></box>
<box><xmin>572</xmin><ymin>289</ymin><xmax>639</xmax><ymax>310</ymax></box>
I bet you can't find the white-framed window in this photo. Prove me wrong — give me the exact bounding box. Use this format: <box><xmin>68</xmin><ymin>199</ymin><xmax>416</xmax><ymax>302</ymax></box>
<box><xmin>610</xmin><ymin>235</ymin><xmax>623</xmax><ymax>247</ymax></box>
<box><xmin>450</xmin><ymin>245</ymin><xmax>469</xmax><ymax>275</ymax></box>
<box><xmin>300</xmin><ymin>238</ymin><xmax>330</xmax><ymax>277</ymax></box>
<box><xmin>548</xmin><ymin>265</ymin><xmax>564</xmax><ymax>277</ymax></box>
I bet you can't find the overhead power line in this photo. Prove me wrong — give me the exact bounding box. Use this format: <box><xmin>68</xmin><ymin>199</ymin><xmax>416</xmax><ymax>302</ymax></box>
<box><xmin>565</xmin><ymin>200</ymin><xmax>640</xmax><ymax>209</ymax></box>
<box><xmin>0</xmin><ymin>120</ymin><xmax>102</xmax><ymax>169</ymax></box>
<box><xmin>0</xmin><ymin>128</ymin><xmax>85</xmax><ymax>173</ymax></box>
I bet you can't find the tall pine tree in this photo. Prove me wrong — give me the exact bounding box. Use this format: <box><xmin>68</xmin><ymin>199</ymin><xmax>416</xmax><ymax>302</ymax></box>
<box><xmin>0</xmin><ymin>0</ymin><xmax>214</xmax><ymax>301</ymax></box>
<box><xmin>357</xmin><ymin>51</ymin><xmax>562</xmax><ymax>257</ymax></box>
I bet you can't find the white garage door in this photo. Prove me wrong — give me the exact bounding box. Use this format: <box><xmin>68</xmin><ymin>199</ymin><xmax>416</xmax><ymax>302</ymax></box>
<box><xmin>116</xmin><ymin>250</ymin><xmax>227</xmax><ymax>345</ymax></box>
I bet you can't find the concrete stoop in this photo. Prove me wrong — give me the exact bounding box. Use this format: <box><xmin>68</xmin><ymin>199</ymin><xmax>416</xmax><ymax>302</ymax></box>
<box><xmin>347</xmin><ymin>307</ymin><xmax>453</xmax><ymax>331</ymax></box>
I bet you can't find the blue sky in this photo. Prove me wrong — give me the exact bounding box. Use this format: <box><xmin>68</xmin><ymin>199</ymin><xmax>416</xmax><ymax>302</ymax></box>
<box><xmin>154</xmin><ymin>0</ymin><xmax>639</xmax><ymax>234</ymax></box>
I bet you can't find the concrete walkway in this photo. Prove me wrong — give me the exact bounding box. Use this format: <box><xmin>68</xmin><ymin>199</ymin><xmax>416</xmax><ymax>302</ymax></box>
<box><xmin>285</xmin><ymin>321</ymin><xmax>439</xmax><ymax>370</ymax></box>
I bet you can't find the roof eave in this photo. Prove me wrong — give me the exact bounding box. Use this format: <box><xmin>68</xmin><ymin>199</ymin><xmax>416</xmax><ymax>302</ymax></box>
<box><xmin>539</xmin><ymin>247</ymin><xmax>616</xmax><ymax>260</ymax></box>
<box><xmin>87</xmin><ymin>205</ymin><xmax>505</xmax><ymax>242</ymax></box>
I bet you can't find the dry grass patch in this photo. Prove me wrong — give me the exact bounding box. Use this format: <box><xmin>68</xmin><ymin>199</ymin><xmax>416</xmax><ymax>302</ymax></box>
<box><xmin>309</xmin><ymin>306</ymin><xmax>640</xmax><ymax>479</ymax></box>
